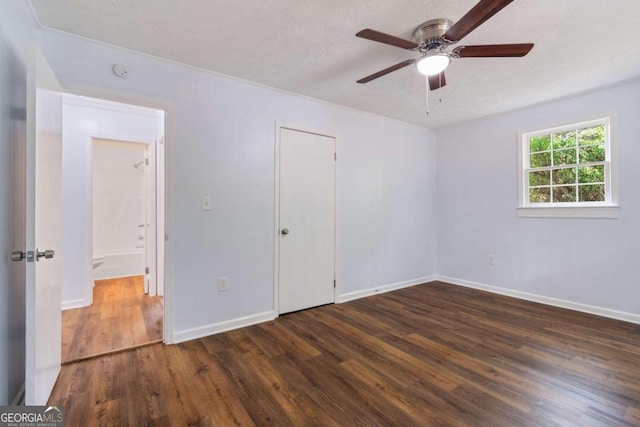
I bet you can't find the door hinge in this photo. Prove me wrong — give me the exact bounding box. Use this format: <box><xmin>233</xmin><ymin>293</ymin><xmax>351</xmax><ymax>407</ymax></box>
<box><xmin>333</xmin><ymin>279</ymin><xmax>336</xmax><ymax>288</ymax></box>
<box><xmin>334</xmin><ymin>152</ymin><xmax>337</xmax><ymax>161</ymax></box>
<box><xmin>145</xmin><ymin>266</ymin><xmax>150</xmax><ymax>274</ymax></box>
<box><xmin>145</xmin><ymin>158</ymin><xmax>149</xmax><ymax>166</ymax></box>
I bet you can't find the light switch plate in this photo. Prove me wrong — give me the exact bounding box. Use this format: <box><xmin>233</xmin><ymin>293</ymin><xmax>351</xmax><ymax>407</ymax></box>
<box><xmin>201</xmin><ymin>196</ymin><xmax>212</xmax><ymax>211</ymax></box>
<box><xmin>218</xmin><ymin>276</ymin><xmax>228</xmax><ymax>292</ymax></box>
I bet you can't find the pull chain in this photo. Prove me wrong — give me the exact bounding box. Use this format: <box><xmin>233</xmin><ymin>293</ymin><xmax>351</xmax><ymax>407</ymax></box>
<box><xmin>425</xmin><ymin>75</ymin><xmax>430</xmax><ymax>115</ymax></box>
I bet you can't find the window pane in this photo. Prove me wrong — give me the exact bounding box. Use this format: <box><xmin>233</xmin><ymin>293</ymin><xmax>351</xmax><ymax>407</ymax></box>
<box><xmin>553</xmin><ymin>185</ymin><xmax>576</xmax><ymax>202</ymax></box>
<box><xmin>578</xmin><ymin>165</ymin><xmax>605</xmax><ymax>183</ymax></box>
<box><xmin>579</xmin><ymin>145</ymin><xmax>605</xmax><ymax>163</ymax></box>
<box><xmin>530</xmin><ymin>152</ymin><xmax>551</xmax><ymax>168</ymax></box>
<box><xmin>529</xmin><ymin>187</ymin><xmax>550</xmax><ymax>203</ymax></box>
<box><xmin>579</xmin><ymin>184</ymin><xmax>605</xmax><ymax>202</ymax></box>
<box><xmin>523</xmin><ymin>120</ymin><xmax>610</xmax><ymax>206</ymax></box>
<box><xmin>529</xmin><ymin>170</ymin><xmax>550</xmax><ymax>186</ymax></box>
<box><xmin>553</xmin><ymin>148</ymin><xmax>577</xmax><ymax>166</ymax></box>
<box><xmin>552</xmin><ymin>168</ymin><xmax>575</xmax><ymax>185</ymax></box>
<box><xmin>578</xmin><ymin>125</ymin><xmax>605</xmax><ymax>146</ymax></box>
<box><xmin>552</xmin><ymin>130</ymin><xmax>576</xmax><ymax>149</ymax></box>
<box><xmin>530</xmin><ymin>135</ymin><xmax>551</xmax><ymax>152</ymax></box>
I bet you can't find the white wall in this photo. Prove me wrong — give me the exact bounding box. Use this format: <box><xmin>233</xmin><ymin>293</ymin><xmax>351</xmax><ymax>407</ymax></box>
<box><xmin>0</xmin><ymin>0</ymin><xmax>35</xmax><ymax>405</ymax></box>
<box><xmin>92</xmin><ymin>139</ymin><xmax>146</xmax><ymax>280</ymax></box>
<box><xmin>61</xmin><ymin>96</ymin><xmax>163</xmax><ymax>308</ymax></box>
<box><xmin>39</xmin><ymin>30</ymin><xmax>437</xmax><ymax>340</ymax></box>
<box><xmin>436</xmin><ymin>79</ymin><xmax>640</xmax><ymax>319</ymax></box>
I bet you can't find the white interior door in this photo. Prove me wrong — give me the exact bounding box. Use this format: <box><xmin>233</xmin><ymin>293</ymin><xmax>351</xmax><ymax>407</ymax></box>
<box><xmin>1</xmin><ymin>32</ymin><xmax>28</xmax><ymax>406</ymax></box>
<box><xmin>278</xmin><ymin>128</ymin><xmax>335</xmax><ymax>314</ymax></box>
<box><xmin>144</xmin><ymin>143</ymin><xmax>159</xmax><ymax>296</ymax></box>
<box><xmin>143</xmin><ymin>145</ymin><xmax>150</xmax><ymax>294</ymax></box>
<box><xmin>156</xmin><ymin>138</ymin><xmax>165</xmax><ymax>297</ymax></box>
<box><xmin>25</xmin><ymin>50</ymin><xmax>63</xmax><ymax>405</ymax></box>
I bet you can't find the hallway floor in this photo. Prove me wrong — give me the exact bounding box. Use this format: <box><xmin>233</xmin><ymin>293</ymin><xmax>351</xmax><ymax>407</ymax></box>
<box><xmin>61</xmin><ymin>276</ymin><xmax>163</xmax><ymax>363</ymax></box>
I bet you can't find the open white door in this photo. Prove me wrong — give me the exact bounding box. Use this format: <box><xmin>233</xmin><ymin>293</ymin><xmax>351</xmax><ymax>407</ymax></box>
<box><xmin>156</xmin><ymin>137</ymin><xmax>165</xmax><ymax>296</ymax></box>
<box><xmin>1</xmin><ymin>27</ymin><xmax>28</xmax><ymax>406</ymax></box>
<box><xmin>24</xmin><ymin>49</ymin><xmax>63</xmax><ymax>405</ymax></box>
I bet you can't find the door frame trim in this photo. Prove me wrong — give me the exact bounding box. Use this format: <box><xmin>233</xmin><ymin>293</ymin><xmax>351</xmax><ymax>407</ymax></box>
<box><xmin>58</xmin><ymin>82</ymin><xmax>176</xmax><ymax>344</ymax></box>
<box><xmin>273</xmin><ymin>122</ymin><xmax>340</xmax><ymax>315</ymax></box>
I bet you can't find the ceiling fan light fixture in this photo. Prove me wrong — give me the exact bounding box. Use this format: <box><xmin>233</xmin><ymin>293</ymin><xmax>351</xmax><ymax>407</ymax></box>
<box><xmin>416</xmin><ymin>54</ymin><xmax>450</xmax><ymax>76</ymax></box>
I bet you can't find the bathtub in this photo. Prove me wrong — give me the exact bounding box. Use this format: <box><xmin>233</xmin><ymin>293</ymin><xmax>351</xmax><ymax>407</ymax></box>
<box><xmin>92</xmin><ymin>251</ymin><xmax>145</xmax><ymax>280</ymax></box>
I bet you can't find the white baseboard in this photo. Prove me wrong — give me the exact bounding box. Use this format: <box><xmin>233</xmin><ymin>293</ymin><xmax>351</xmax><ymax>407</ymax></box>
<box><xmin>437</xmin><ymin>275</ymin><xmax>640</xmax><ymax>325</ymax></box>
<box><xmin>172</xmin><ymin>277</ymin><xmax>435</xmax><ymax>343</ymax></box>
<box><xmin>170</xmin><ymin>274</ymin><xmax>638</xmax><ymax>345</ymax></box>
<box><xmin>337</xmin><ymin>275</ymin><xmax>437</xmax><ymax>303</ymax></box>
<box><xmin>173</xmin><ymin>311</ymin><xmax>276</xmax><ymax>344</ymax></box>
<box><xmin>61</xmin><ymin>298</ymin><xmax>88</xmax><ymax>311</ymax></box>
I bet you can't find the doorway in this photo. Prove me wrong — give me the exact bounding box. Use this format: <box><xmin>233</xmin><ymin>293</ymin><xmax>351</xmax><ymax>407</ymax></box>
<box><xmin>91</xmin><ymin>139</ymin><xmax>149</xmax><ymax>284</ymax></box>
<box><xmin>276</xmin><ymin>126</ymin><xmax>336</xmax><ymax>314</ymax></box>
<box><xmin>59</xmin><ymin>95</ymin><xmax>166</xmax><ymax>363</ymax></box>
<box><xmin>22</xmin><ymin>50</ymin><xmax>173</xmax><ymax>404</ymax></box>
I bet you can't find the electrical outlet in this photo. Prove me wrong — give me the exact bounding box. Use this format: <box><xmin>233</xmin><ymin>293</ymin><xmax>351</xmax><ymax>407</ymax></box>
<box><xmin>218</xmin><ymin>276</ymin><xmax>228</xmax><ymax>292</ymax></box>
<box><xmin>488</xmin><ymin>255</ymin><xmax>495</xmax><ymax>265</ymax></box>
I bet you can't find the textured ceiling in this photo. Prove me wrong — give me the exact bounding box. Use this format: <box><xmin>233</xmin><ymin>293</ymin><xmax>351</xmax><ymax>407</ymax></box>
<box><xmin>30</xmin><ymin>0</ymin><xmax>640</xmax><ymax>128</ymax></box>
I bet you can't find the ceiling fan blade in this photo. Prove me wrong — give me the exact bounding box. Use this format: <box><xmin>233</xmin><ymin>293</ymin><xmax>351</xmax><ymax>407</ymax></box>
<box><xmin>428</xmin><ymin>72</ymin><xmax>447</xmax><ymax>90</ymax></box>
<box><xmin>443</xmin><ymin>0</ymin><xmax>514</xmax><ymax>43</ymax></box>
<box><xmin>356</xmin><ymin>29</ymin><xmax>419</xmax><ymax>50</ymax></box>
<box><xmin>357</xmin><ymin>59</ymin><xmax>416</xmax><ymax>83</ymax></box>
<box><xmin>456</xmin><ymin>43</ymin><xmax>534</xmax><ymax>57</ymax></box>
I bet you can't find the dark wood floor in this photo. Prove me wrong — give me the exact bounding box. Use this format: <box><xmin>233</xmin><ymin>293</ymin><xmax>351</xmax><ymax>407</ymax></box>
<box><xmin>61</xmin><ymin>276</ymin><xmax>163</xmax><ymax>363</ymax></box>
<box><xmin>50</xmin><ymin>281</ymin><xmax>640</xmax><ymax>426</ymax></box>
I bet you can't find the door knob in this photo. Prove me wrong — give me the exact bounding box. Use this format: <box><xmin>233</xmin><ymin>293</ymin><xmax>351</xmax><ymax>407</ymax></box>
<box><xmin>10</xmin><ymin>251</ymin><xmax>25</xmax><ymax>262</ymax></box>
<box><xmin>281</xmin><ymin>228</ymin><xmax>289</xmax><ymax>235</ymax></box>
<box><xmin>36</xmin><ymin>249</ymin><xmax>55</xmax><ymax>261</ymax></box>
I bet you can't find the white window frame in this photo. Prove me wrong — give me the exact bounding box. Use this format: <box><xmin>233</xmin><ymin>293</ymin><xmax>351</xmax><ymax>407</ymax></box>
<box><xmin>517</xmin><ymin>117</ymin><xmax>619</xmax><ymax>219</ymax></box>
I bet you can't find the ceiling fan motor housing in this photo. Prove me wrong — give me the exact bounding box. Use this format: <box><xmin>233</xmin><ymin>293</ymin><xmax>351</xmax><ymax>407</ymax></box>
<box><xmin>412</xmin><ymin>18</ymin><xmax>453</xmax><ymax>51</ymax></box>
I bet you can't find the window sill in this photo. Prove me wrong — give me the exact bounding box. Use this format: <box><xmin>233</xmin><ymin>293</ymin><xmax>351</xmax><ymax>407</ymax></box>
<box><xmin>517</xmin><ymin>205</ymin><xmax>619</xmax><ymax>219</ymax></box>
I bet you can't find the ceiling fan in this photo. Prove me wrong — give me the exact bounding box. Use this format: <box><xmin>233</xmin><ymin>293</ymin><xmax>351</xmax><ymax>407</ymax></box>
<box><xmin>355</xmin><ymin>0</ymin><xmax>534</xmax><ymax>90</ymax></box>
